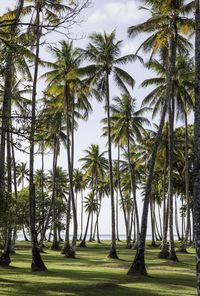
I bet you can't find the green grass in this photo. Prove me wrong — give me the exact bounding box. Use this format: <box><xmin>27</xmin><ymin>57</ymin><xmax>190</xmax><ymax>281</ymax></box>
<box><xmin>0</xmin><ymin>240</ymin><xmax>197</xmax><ymax>296</ymax></box>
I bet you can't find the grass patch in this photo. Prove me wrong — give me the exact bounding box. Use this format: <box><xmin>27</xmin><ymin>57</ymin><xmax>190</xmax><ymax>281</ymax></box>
<box><xmin>0</xmin><ymin>240</ymin><xmax>197</xmax><ymax>295</ymax></box>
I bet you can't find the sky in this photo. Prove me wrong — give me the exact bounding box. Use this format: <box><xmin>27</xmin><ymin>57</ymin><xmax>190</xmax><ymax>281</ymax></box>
<box><xmin>0</xmin><ymin>0</ymin><xmax>194</xmax><ymax>236</ymax></box>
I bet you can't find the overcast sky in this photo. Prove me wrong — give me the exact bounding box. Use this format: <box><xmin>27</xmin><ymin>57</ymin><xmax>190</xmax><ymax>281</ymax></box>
<box><xmin>0</xmin><ymin>0</ymin><xmax>194</xmax><ymax>236</ymax></box>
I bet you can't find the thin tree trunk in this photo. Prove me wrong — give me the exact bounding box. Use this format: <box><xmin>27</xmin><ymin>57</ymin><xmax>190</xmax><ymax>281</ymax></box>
<box><xmin>79</xmin><ymin>192</ymin><xmax>83</xmax><ymax>241</ymax></box>
<box><xmin>51</xmin><ymin>136</ymin><xmax>60</xmax><ymax>251</ymax></box>
<box><xmin>175</xmin><ymin>196</ymin><xmax>181</xmax><ymax>241</ymax></box>
<box><xmin>79</xmin><ymin>212</ymin><xmax>91</xmax><ymax>247</ymax></box>
<box><xmin>194</xmin><ymin>1</ymin><xmax>200</xmax><ymax>292</ymax></box>
<box><xmin>65</xmin><ymin>85</ymin><xmax>77</xmax><ymax>258</ymax></box>
<box><xmin>29</xmin><ymin>3</ymin><xmax>46</xmax><ymax>271</ymax></box>
<box><xmin>106</xmin><ymin>73</ymin><xmax>118</xmax><ymax>259</ymax></box>
<box><xmin>168</xmin><ymin>100</ymin><xmax>178</xmax><ymax>261</ymax></box>
<box><xmin>180</xmin><ymin>112</ymin><xmax>190</xmax><ymax>252</ymax></box>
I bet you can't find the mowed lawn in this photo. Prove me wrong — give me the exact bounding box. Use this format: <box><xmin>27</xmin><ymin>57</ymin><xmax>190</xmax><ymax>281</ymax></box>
<box><xmin>0</xmin><ymin>241</ymin><xmax>197</xmax><ymax>296</ymax></box>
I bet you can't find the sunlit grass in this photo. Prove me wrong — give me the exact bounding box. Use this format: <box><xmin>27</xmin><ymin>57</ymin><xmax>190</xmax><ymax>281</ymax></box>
<box><xmin>0</xmin><ymin>240</ymin><xmax>197</xmax><ymax>295</ymax></box>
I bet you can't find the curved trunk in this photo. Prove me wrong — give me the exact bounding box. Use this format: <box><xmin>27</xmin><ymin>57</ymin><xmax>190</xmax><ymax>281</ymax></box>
<box><xmin>180</xmin><ymin>112</ymin><xmax>190</xmax><ymax>252</ymax></box>
<box><xmin>175</xmin><ymin>196</ymin><xmax>181</xmax><ymax>240</ymax></box>
<box><xmin>127</xmin><ymin>132</ymin><xmax>139</xmax><ymax>248</ymax></box>
<box><xmin>79</xmin><ymin>192</ymin><xmax>83</xmax><ymax>241</ymax></box>
<box><xmin>51</xmin><ymin>136</ymin><xmax>60</xmax><ymax>251</ymax></box>
<box><xmin>168</xmin><ymin>100</ymin><xmax>178</xmax><ymax>261</ymax></box>
<box><xmin>79</xmin><ymin>212</ymin><xmax>91</xmax><ymax>247</ymax></box>
<box><xmin>29</xmin><ymin>4</ymin><xmax>46</xmax><ymax>271</ymax></box>
<box><xmin>65</xmin><ymin>85</ymin><xmax>77</xmax><ymax>258</ymax></box>
<box><xmin>193</xmin><ymin>2</ymin><xmax>200</xmax><ymax>293</ymax></box>
<box><xmin>128</xmin><ymin>30</ymin><xmax>177</xmax><ymax>275</ymax></box>
<box><xmin>106</xmin><ymin>73</ymin><xmax>118</xmax><ymax>259</ymax></box>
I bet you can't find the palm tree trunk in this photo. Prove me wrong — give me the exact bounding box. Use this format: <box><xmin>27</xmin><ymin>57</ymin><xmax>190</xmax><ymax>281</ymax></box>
<box><xmin>0</xmin><ymin>1</ymin><xmax>25</xmax><ymax>267</ymax></box>
<box><xmin>168</xmin><ymin>100</ymin><xmax>178</xmax><ymax>261</ymax></box>
<box><xmin>127</xmin><ymin>132</ymin><xmax>139</xmax><ymax>248</ymax></box>
<box><xmin>175</xmin><ymin>196</ymin><xmax>181</xmax><ymax>240</ymax></box>
<box><xmin>116</xmin><ymin>189</ymin><xmax>120</xmax><ymax>241</ymax></box>
<box><xmin>180</xmin><ymin>112</ymin><xmax>190</xmax><ymax>252</ymax></box>
<box><xmin>51</xmin><ymin>137</ymin><xmax>60</xmax><ymax>251</ymax></box>
<box><xmin>10</xmin><ymin>135</ymin><xmax>18</xmax><ymax>254</ymax></box>
<box><xmin>106</xmin><ymin>73</ymin><xmax>118</xmax><ymax>259</ymax></box>
<box><xmin>117</xmin><ymin>144</ymin><xmax>127</xmax><ymax>232</ymax></box>
<box><xmin>79</xmin><ymin>212</ymin><xmax>91</xmax><ymax>247</ymax></box>
<box><xmin>79</xmin><ymin>192</ymin><xmax>83</xmax><ymax>241</ymax></box>
<box><xmin>29</xmin><ymin>3</ymin><xmax>46</xmax><ymax>271</ymax></box>
<box><xmin>194</xmin><ymin>1</ymin><xmax>200</xmax><ymax>292</ymax></box>
<box><xmin>65</xmin><ymin>85</ymin><xmax>77</xmax><ymax>258</ymax></box>
<box><xmin>128</xmin><ymin>30</ymin><xmax>177</xmax><ymax>275</ymax></box>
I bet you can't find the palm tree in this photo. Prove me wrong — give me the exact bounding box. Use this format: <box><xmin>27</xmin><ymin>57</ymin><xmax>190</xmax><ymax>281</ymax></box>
<box><xmin>16</xmin><ymin>162</ymin><xmax>29</xmax><ymax>189</ymax></box>
<box><xmin>127</xmin><ymin>0</ymin><xmax>194</xmax><ymax>275</ymax></box>
<box><xmin>81</xmin><ymin>29</ymin><xmax>140</xmax><ymax>258</ymax></box>
<box><xmin>79</xmin><ymin>144</ymin><xmax>108</xmax><ymax>246</ymax></box>
<box><xmin>110</xmin><ymin>94</ymin><xmax>149</xmax><ymax>248</ymax></box>
<box><xmin>42</xmin><ymin>40</ymin><xmax>92</xmax><ymax>258</ymax></box>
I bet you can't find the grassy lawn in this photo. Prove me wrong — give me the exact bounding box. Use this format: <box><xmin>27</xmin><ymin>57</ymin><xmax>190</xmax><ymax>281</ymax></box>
<box><xmin>0</xmin><ymin>240</ymin><xmax>197</xmax><ymax>296</ymax></box>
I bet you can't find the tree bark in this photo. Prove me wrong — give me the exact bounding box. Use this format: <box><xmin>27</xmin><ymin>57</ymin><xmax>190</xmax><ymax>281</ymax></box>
<box><xmin>29</xmin><ymin>2</ymin><xmax>46</xmax><ymax>271</ymax></box>
<box><xmin>193</xmin><ymin>1</ymin><xmax>200</xmax><ymax>293</ymax></box>
<box><xmin>106</xmin><ymin>73</ymin><xmax>118</xmax><ymax>259</ymax></box>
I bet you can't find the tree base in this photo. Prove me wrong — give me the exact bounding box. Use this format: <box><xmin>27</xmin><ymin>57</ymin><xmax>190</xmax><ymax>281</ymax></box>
<box><xmin>126</xmin><ymin>242</ymin><xmax>132</xmax><ymax>249</ymax></box>
<box><xmin>79</xmin><ymin>241</ymin><xmax>86</xmax><ymax>247</ymax></box>
<box><xmin>65</xmin><ymin>248</ymin><xmax>76</xmax><ymax>258</ymax></box>
<box><xmin>158</xmin><ymin>248</ymin><xmax>169</xmax><ymax>259</ymax></box>
<box><xmin>169</xmin><ymin>251</ymin><xmax>178</xmax><ymax>262</ymax></box>
<box><xmin>31</xmin><ymin>247</ymin><xmax>47</xmax><ymax>272</ymax></box>
<box><xmin>133</xmin><ymin>241</ymin><xmax>139</xmax><ymax>250</ymax></box>
<box><xmin>61</xmin><ymin>244</ymin><xmax>70</xmax><ymax>254</ymax></box>
<box><xmin>0</xmin><ymin>253</ymin><xmax>11</xmax><ymax>266</ymax></box>
<box><xmin>108</xmin><ymin>247</ymin><xmax>118</xmax><ymax>259</ymax></box>
<box><xmin>127</xmin><ymin>251</ymin><xmax>147</xmax><ymax>276</ymax></box>
<box><xmin>51</xmin><ymin>242</ymin><xmax>61</xmax><ymax>251</ymax></box>
<box><xmin>178</xmin><ymin>244</ymin><xmax>188</xmax><ymax>253</ymax></box>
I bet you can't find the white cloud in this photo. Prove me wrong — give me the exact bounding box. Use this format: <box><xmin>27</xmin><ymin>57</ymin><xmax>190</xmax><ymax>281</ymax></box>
<box><xmin>87</xmin><ymin>0</ymin><xmax>149</xmax><ymax>28</ymax></box>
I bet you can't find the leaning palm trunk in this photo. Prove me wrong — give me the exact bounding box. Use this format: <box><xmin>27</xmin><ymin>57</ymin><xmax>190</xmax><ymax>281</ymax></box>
<box><xmin>168</xmin><ymin>100</ymin><xmax>178</xmax><ymax>261</ymax></box>
<box><xmin>159</xmin><ymin>151</ymin><xmax>169</xmax><ymax>258</ymax></box>
<box><xmin>175</xmin><ymin>196</ymin><xmax>181</xmax><ymax>240</ymax></box>
<box><xmin>0</xmin><ymin>132</ymin><xmax>12</xmax><ymax>265</ymax></box>
<box><xmin>79</xmin><ymin>212</ymin><xmax>91</xmax><ymax>247</ymax></box>
<box><xmin>128</xmin><ymin>30</ymin><xmax>177</xmax><ymax>275</ymax></box>
<box><xmin>51</xmin><ymin>136</ymin><xmax>60</xmax><ymax>251</ymax></box>
<box><xmin>180</xmin><ymin>112</ymin><xmax>190</xmax><ymax>252</ymax></box>
<box><xmin>106</xmin><ymin>73</ymin><xmax>118</xmax><ymax>259</ymax></box>
<box><xmin>65</xmin><ymin>85</ymin><xmax>77</xmax><ymax>258</ymax></box>
<box><xmin>10</xmin><ymin>138</ymin><xmax>18</xmax><ymax>254</ymax></box>
<box><xmin>29</xmin><ymin>3</ymin><xmax>47</xmax><ymax>272</ymax></box>
<box><xmin>127</xmin><ymin>133</ymin><xmax>139</xmax><ymax>248</ymax></box>
<box><xmin>79</xmin><ymin>192</ymin><xmax>84</xmax><ymax>241</ymax></box>
<box><xmin>193</xmin><ymin>1</ymin><xmax>200</xmax><ymax>293</ymax></box>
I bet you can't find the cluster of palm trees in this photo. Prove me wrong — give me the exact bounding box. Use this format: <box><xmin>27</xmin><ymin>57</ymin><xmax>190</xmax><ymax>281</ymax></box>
<box><xmin>1</xmin><ymin>0</ymin><xmax>200</xmax><ymax>293</ymax></box>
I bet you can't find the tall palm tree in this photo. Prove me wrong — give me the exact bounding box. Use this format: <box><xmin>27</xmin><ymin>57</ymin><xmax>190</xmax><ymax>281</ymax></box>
<box><xmin>127</xmin><ymin>0</ymin><xmax>194</xmax><ymax>275</ymax></box>
<box><xmin>81</xmin><ymin>29</ymin><xmax>140</xmax><ymax>258</ymax></box>
<box><xmin>108</xmin><ymin>94</ymin><xmax>149</xmax><ymax>248</ymax></box>
<box><xmin>79</xmin><ymin>144</ymin><xmax>108</xmax><ymax>247</ymax></box>
<box><xmin>42</xmin><ymin>40</ymin><xmax>92</xmax><ymax>258</ymax></box>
